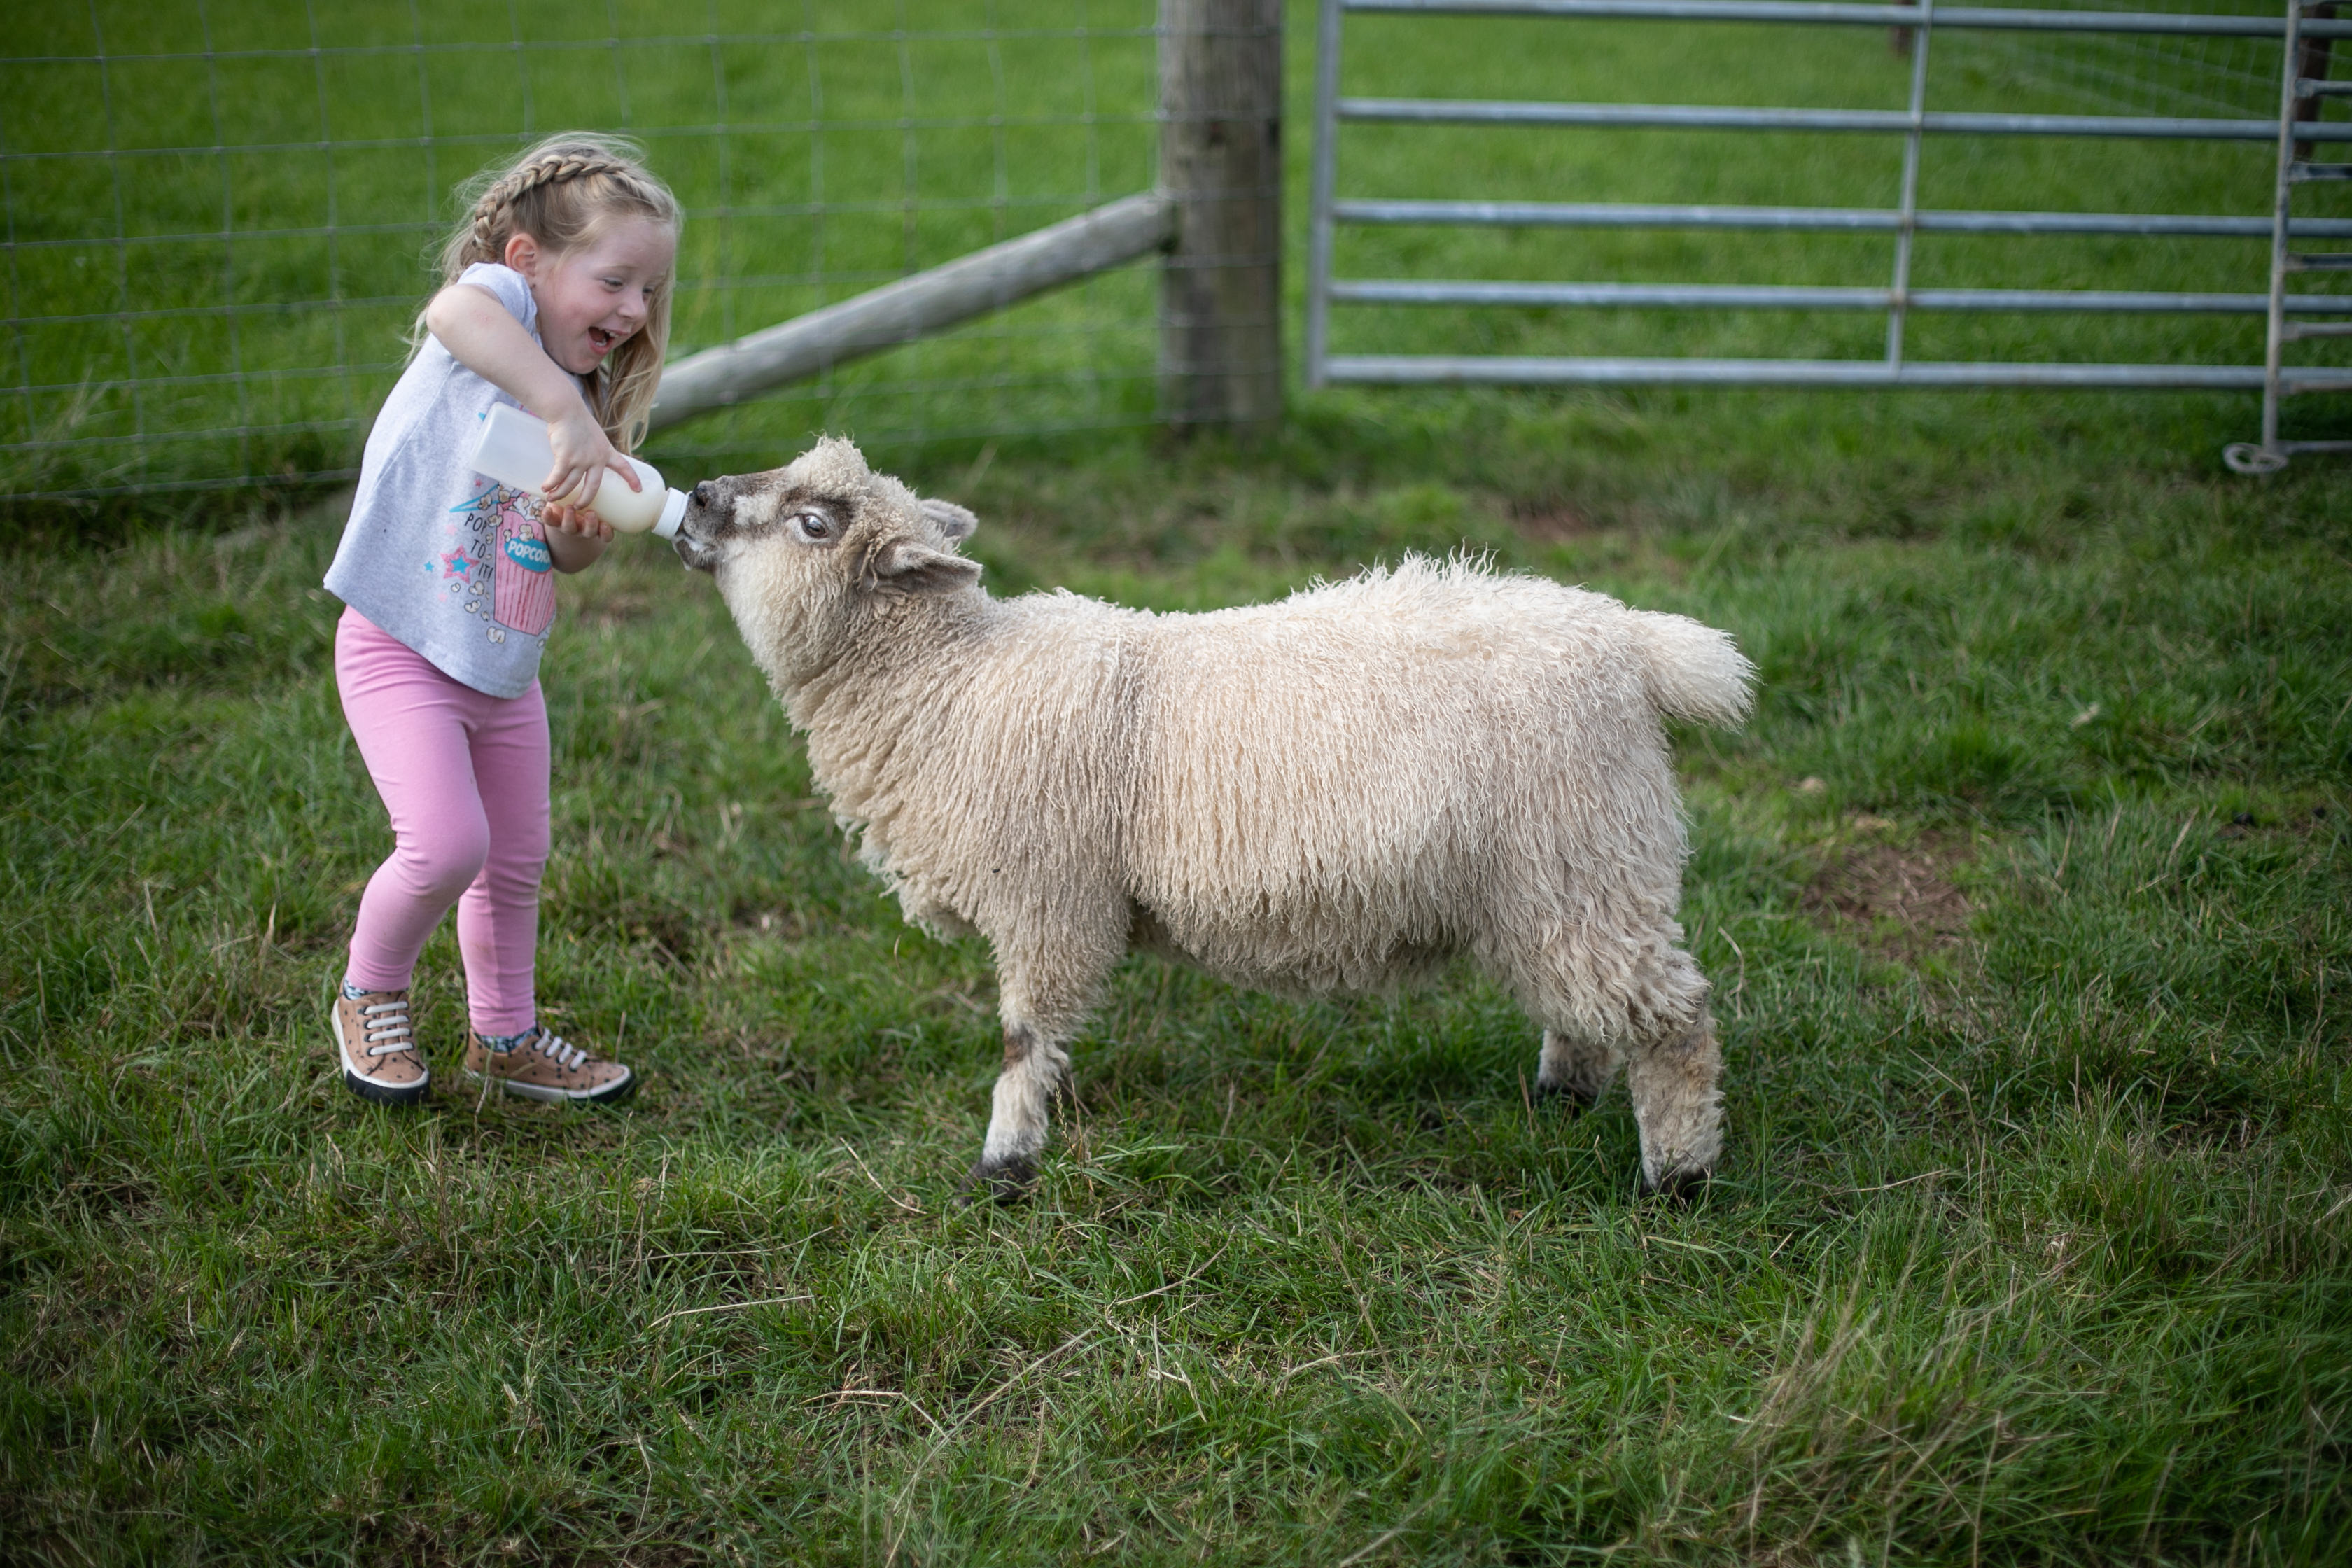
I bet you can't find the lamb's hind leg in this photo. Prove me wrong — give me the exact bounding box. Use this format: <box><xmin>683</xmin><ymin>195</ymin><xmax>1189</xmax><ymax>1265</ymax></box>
<box><xmin>1625</xmin><ymin>1004</ymin><xmax>1723</xmax><ymax>1197</ymax></box>
<box><xmin>1517</xmin><ymin>930</ymin><xmax>1721</xmax><ymax>1195</ymax></box>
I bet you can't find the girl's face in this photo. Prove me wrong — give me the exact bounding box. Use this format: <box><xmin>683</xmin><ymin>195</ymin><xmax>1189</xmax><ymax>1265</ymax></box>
<box><xmin>504</xmin><ymin>216</ymin><xmax>676</xmax><ymax>377</ymax></box>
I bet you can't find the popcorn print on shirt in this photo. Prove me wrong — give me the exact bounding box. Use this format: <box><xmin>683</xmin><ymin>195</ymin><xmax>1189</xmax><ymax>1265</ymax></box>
<box><xmin>438</xmin><ymin>482</ymin><xmax>555</xmax><ymax>646</ymax></box>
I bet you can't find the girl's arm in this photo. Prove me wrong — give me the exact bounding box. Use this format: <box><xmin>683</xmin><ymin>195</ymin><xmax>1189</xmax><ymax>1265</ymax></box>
<box><xmin>424</xmin><ymin>282</ymin><xmax>638</xmax><ymax>574</ymax></box>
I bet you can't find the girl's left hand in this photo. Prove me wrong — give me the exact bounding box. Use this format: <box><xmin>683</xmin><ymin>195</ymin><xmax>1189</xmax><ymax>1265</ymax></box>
<box><xmin>542</xmin><ymin>500</ymin><xmax>614</xmax><ymax>542</ymax></box>
<box><xmin>542</xmin><ymin>500</ymin><xmax>614</xmax><ymax>573</ymax></box>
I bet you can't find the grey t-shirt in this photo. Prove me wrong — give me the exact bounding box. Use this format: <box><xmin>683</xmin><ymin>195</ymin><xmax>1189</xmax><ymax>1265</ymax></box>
<box><xmin>325</xmin><ymin>262</ymin><xmax>575</xmax><ymax>698</ymax></box>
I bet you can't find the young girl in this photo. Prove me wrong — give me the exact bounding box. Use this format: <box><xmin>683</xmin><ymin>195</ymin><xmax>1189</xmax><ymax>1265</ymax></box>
<box><xmin>324</xmin><ymin>134</ymin><xmax>681</xmax><ymax>1105</ymax></box>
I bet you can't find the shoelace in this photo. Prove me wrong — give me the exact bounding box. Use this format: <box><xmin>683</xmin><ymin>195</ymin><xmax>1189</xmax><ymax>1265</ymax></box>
<box><xmin>528</xmin><ymin>1030</ymin><xmax>591</xmax><ymax>1072</ymax></box>
<box><xmin>358</xmin><ymin>997</ymin><xmax>415</xmax><ymax>1058</ymax></box>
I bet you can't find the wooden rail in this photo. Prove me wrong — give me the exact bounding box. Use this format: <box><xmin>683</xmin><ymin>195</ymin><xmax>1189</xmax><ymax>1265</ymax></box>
<box><xmin>648</xmin><ymin>193</ymin><xmax>1179</xmax><ymax>434</ymax></box>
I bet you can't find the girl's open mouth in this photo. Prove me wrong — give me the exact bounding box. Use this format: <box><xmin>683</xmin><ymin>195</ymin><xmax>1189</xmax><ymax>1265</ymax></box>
<box><xmin>587</xmin><ymin>326</ymin><xmax>616</xmax><ymax>356</ymax></box>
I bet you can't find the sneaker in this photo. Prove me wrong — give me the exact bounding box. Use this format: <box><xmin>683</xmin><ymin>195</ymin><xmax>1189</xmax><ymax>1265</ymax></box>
<box><xmin>463</xmin><ymin>1024</ymin><xmax>634</xmax><ymax>1104</ymax></box>
<box><xmin>332</xmin><ymin>988</ymin><xmax>430</xmax><ymax>1105</ymax></box>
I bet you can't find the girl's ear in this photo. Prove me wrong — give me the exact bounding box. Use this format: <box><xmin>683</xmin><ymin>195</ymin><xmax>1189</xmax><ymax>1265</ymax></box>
<box><xmin>503</xmin><ymin>232</ymin><xmax>541</xmax><ymax>279</ymax></box>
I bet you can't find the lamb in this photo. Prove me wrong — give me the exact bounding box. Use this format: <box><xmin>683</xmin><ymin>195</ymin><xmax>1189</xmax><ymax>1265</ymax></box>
<box><xmin>674</xmin><ymin>439</ymin><xmax>1756</xmax><ymax>1202</ymax></box>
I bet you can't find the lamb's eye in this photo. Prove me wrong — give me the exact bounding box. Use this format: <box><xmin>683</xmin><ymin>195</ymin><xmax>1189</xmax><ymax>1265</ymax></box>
<box><xmin>790</xmin><ymin>510</ymin><xmax>834</xmax><ymax>542</ymax></box>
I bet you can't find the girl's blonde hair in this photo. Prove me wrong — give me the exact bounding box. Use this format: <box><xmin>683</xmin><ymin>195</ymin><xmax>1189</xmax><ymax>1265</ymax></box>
<box><xmin>420</xmin><ymin>133</ymin><xmax>682</xmax><ymax>453</ymax></box>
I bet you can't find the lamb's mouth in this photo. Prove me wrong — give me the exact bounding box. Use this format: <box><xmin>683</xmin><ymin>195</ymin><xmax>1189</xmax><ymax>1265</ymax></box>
<box><xmin>672</xmin><ymin>510</ymin><xmax>720</xmax><ymax>571</ymax></box>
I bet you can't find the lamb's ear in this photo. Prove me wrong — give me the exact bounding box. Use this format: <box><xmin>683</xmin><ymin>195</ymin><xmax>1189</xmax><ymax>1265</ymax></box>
<box><xmin>920</xmin><ymin>498</ymin><xmax>979</xmax><ymax>542</ymax></box>
<box><xmin>867</xmin><ymin>536</ymin><xmax>983</xmax><ymax>596</ymax></box>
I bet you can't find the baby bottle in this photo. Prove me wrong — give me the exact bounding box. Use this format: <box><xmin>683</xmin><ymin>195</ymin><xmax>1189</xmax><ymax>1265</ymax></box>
<box><xmin>469</xmin><ymin>402</ymin><xmax>689</xmax><ymax>539</ymax></box>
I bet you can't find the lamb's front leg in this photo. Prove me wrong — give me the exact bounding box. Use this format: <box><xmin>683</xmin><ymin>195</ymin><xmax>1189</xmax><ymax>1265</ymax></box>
<box><xmin>967</xmin><ymin>1018</ymin><xmax>1072</xmax><ymax>1203</ymax></box>
<box><xmin>1536</xmin><ymin>1026</ymin><xmax>1623</xmax><ymax>1107</ymax></box>
<box><xmin>963</xmin><ymin>915</ymin><xmax>1122</xmax><ymax>1205</ymax></box>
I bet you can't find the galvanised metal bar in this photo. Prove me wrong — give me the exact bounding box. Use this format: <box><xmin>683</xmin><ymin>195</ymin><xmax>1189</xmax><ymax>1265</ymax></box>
<box><xmin>2223</xmin><ymin>2</ymin><xmax>2352</xmax><ymax>473</ymax></box>
<box><xmin>1330</xmin><ymin>199</ymin><xmax>2352</xmax><ymax>238</ymax></box>
<box><xmin>1322</xmin><ymin>355</ymin><xmax>2285</xmax><ymax>388</ymax></box>
<box><xmin>1332</xmin><ymin>280</ymin><xmax>2352</xmax><ymax>312</ymax></box>
<box><xmin>1336</xmin><ymin>98</ymin><xmax>2352</xmax><ymax>140</ymax></box>
<box><xmin>1343</xmin><ymin>1</ymin><xmax>2352</xmax><ymax>38</ymax></box>
<box><xmin>2237</xmin><ymin>0</ymin><xmax>2304</xmax><ymax>468</ymax></box>
<box><xmin>1306</xmin><ymin>0</ymin><xmax>1348</xmax><ymax>389</ymax></box>
<box><xmin>1888</xmin><ymin>0</ymin><xmax>1934</xmax><ymax>365</ymax></box>
<box><xmin>1339</xmin><ymin>281</ymin><xmax>1896</xmax><ymax>307</ymax></box>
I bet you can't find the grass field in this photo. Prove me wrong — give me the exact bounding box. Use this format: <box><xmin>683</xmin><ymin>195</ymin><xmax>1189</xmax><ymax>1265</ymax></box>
<box><xmin>8</xmin><ymin>1</ymin><xmax>2352</xmax><ymax>1563</ymax></box>
<box><xmin>4</xmin><ymin>384</ymin><xmax>2351</xmax><ymax>1562</ymax></box>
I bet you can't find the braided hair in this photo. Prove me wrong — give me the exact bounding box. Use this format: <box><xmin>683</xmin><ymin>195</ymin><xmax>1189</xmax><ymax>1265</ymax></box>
<box><xmin>416</xmin><ymin>133</ymin><xmax>682</xmax><ymax>454</ymax></box>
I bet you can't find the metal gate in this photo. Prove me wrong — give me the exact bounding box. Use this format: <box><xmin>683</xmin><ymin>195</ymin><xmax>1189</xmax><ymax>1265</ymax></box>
<box><xmin>1305</xmin><ymin>0</ymin><xmax>2352</xmax><ymax>404</ymax></box>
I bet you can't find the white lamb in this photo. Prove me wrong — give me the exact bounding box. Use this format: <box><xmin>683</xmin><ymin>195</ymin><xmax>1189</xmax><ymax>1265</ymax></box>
<box><xmin>676</xmin><ymin>440</ymin><xmax>1755</xmax><ymax>1202</ymax></box>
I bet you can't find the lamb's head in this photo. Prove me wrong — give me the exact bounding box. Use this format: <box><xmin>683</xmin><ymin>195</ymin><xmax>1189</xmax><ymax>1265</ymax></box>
<box><xmin>673</xmin><ymin>436</ymin><xmax>982</xmax><ymax>690</ymax></box>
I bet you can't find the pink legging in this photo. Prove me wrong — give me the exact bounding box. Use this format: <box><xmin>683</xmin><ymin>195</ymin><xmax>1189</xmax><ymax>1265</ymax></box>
<box><xmin>336</xmin><ymin>606</ymin><xmax>549</xmax><ymax>1035</ymax></box>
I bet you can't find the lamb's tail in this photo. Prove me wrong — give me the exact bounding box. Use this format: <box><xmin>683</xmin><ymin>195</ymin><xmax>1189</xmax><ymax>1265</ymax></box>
<box><xmin>1629</xmin><ymin>609</ymin><xmax>1756</xmax><ymax>729</ymax></box>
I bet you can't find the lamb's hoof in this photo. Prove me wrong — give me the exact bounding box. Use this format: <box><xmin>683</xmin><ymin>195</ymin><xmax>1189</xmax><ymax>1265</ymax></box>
<box><xmin>1532</xmin><ymin>1079</ymin><xmax>1595</xmax><ymax>1115</ymax></box>
<box><xmin>958</xmin><ymin>1156</ymin><xmax>1035</xmax><ymax>1208</ymax></box>
<box><xmin>1638</xmin><ymin>1161</ymin><xmax>1710</xmax><ymax>1204</ymax></box>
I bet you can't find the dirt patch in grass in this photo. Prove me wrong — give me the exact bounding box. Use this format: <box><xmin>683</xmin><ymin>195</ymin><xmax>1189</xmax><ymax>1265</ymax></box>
<box><xmin>580</xmin><ymin>589</ymin><xmax>656</xmax><ymax>625</ymax></box>
<box><xmin>1510</xmin><ymin>500</ymin><xmax>1596</xmax><ymax>543</ymax></box>
<box><xmin>1805</xmin><ymin>832</ymin><xmax>1973</xmax><ymax>958</ymax></box>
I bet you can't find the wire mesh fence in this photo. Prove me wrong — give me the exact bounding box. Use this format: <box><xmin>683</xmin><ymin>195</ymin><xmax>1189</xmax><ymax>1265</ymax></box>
<box><xmin>3</xmin><ymin>0</ymin><xmax>1161</xmax><ymax>501</ymax></box>
<box><xmin>1972</xmin><ymin>0</ymin><xmax>2288</xmax><ymax>120</ymax></box>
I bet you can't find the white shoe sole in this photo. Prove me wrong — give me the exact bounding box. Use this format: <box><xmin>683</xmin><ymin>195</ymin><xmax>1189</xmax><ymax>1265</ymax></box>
<box><xmin>464</xmin><ymin>1064</ymin><xmax>634</xmax><ymax>1104</ymax></box>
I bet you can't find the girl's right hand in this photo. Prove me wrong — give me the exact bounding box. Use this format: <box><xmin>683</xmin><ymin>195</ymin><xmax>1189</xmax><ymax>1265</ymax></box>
<box><xmin>542</xmin><ymin>402</ymin><xmax>643</xmax><ymax>510</ymax></box>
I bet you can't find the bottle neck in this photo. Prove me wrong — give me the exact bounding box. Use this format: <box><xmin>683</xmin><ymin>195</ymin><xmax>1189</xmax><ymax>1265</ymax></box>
<box><xmin>653</xmin><ymin>488</ymin><xmax>689</xmax><ymax>540</ymax></box>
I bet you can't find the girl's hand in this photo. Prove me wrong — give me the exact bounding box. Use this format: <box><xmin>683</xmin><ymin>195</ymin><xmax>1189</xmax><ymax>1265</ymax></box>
<box><xmin>543</xmin><ymin>403</ymin><xmax>643</xmax><ymax>511</ymax></box>
<box><xmin>542</xmin><ymin>500</ymin><xmax>614</xmax><ymax>542</ymax></box>
<box><xmin>542</xmin><ymin>500</ymin><xmax>612</xmax><ymax>573</ymax></box>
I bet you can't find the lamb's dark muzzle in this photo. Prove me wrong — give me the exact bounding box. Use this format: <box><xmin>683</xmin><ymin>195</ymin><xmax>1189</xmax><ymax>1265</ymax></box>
<box><xmin>673</xmin><ymin>482</ymin><xmax>726</xmax><ymax>571</ymax></box>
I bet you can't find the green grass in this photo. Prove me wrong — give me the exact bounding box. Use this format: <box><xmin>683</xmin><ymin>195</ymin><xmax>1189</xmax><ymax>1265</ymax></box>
<box><xmin>4</xmin><ymin>384</ymin><xmax>2351</xmax><ymax>1562</ymax></box>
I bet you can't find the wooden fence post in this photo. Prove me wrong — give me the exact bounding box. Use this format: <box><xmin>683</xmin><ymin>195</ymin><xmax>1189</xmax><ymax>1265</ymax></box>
<box><xmin>1158</xmin><ymin>0</ymin><xmax>1284</xmax><ymax>432</ymax></box>
<box><xmin>2296</xmin><ymin>3</ymin><xmax>2339</xmax><ymax>161</ymax></box>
